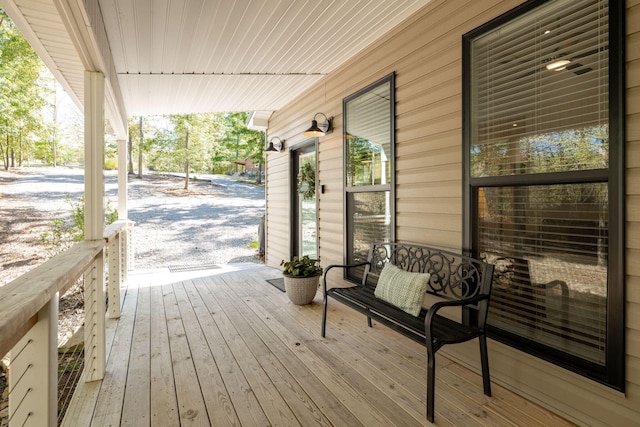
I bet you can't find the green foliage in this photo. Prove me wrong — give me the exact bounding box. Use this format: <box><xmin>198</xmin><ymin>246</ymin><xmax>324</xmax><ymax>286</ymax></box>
<box><xmin>104</xmin><ymin>158</ymin><xmax>118</xmax><ymax>170</ymax></box>
<box><xmin>133</xmin><ymin>112</ymin><xmax>264</xmax><ymax>177</ymax></box>
<box><xmin>40</xmin><ymin>195</ymin><xmax>118</xmax><ymax>257</ymax></box>
<box><xmin>280</xmin><ymin>255</ymin><xmax>323</xmax><ymax>277</ymax></box>
<box><xmin>297</xmin><ymin>161</ymin><xmax>315</xmax><ymax>200</ymax></box>
<box><xmin>0</xmin><ymin>10</ymin><xmax>50</xmax><ymax>169</ymax></box>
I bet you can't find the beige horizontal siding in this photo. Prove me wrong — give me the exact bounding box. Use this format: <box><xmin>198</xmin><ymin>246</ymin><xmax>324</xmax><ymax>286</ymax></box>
<box><xmin>264</xmin><ymin>0</ymin><xmax>640</xmax><ymax>424</ymax></box>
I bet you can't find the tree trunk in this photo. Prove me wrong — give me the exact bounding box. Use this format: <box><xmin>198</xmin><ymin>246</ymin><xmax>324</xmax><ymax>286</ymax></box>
<box><xmin>1</xmin><ymin>133</ymin><xmax>7</xmax><ymax>170</ymax></box>
<box><xmin>256</xmin><ymin>162</ymin><xmax>262</xmax><ymax>184</ymax></box>
<box><xmin>137</xmin><ymin>116</ymin><xmax>143</xmax><ymax>179</ymax></box>
<box><xmin>18</xmin><ymin>131</ymin><xmax>22</xmax><ymax>167</ymax></box>
<box><xmin>184</xmin><ymin>121</ymin><xmax>190</xmax><ymax>190</ymax></box>
<box><xmin>128</xmin><ymin>134</ymin><xmax>134</xmax><ymax>174</ymax></box>
<box><xmin>51</xmin><ymin>91</ymin><xmax>58</xmax><ymax>167</ymax></box>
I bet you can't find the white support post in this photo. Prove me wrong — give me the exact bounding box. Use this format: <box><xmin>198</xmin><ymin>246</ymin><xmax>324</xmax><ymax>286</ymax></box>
<box><xmin>107</xmin><ymin>233</ymin><xmax>121</xmax><ymax>319</ymax></box>
<box><xmin>84</xmin><ymin>70</ymin><xmax>106</xmax><ymax>381</ymax></box>
<box><xmin>84</xmin><ymin>252</ymin><xmax>106</xmax><ymax>382</ymax></box>
<box><xmin>84</xmin><ymin>71</ymin><xmax>105</xmax><ymax>241</ymax></box>
<box><xmin>9</xmin><ymin>294</ymin><xmax>58</xmax><ymax>426</ymax></box>
<box><xmin>117</xmin><ymin>138</ymin><xmax>128</xmax><ymax>220</ymax></box>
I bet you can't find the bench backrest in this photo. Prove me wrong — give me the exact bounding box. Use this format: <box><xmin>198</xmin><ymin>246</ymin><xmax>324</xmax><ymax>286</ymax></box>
<box><xmin>363</xmin><ymin>242</ymin><xmax>495</xmax><ymax>323</ymax></box>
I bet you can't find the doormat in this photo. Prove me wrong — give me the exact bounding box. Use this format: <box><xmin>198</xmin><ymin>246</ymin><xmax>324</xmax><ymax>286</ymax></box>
<box><xmin>265</xmin><ymin>278</ymin><xmax>285</xmax><ymax>292</ymax></box>
<box><xmin>168</xmin><ymin>263</ymin><xmax>221</xmax><ymax>273</ymax></box>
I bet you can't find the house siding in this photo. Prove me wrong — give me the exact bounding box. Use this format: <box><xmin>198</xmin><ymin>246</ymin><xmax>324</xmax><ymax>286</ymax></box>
<box><xmin>265</xmin><ymin>0</ymin><xmax>640</xmax><ymax>424</ymax></box>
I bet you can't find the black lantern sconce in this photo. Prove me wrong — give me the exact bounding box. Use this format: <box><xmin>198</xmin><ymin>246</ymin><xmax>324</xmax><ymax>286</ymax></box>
<box><xmin>303</xmin><ymin>112</ymin><xmax>333</xmax><ymax>137</ymax></box>
<box><xmin>264</xmin><ymin>136</ymin><xmax>285</xmax><ymax>154</ymax></box>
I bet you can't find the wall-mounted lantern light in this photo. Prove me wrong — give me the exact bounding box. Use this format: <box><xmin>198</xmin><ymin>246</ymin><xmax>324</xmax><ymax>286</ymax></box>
<box><xmin>303</xmin><ymin>113</ymin><xmax>333</xmax><ymax>137</ymax></box>
<box><xmin>264</xmin><ymin>136</ymin><xmax>285</xmax><ymax>153</ymax></box>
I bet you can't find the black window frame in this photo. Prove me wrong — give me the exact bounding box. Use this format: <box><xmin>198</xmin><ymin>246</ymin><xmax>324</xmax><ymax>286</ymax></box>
<box><xmin>462</xmin><ymin>0</ymin><xmax>625</xmax><ymax>390</ymax></box>
<box><xmin>343</xmin><ymin>72</ymin><xmax>396</xmax><ymax>282</ymax></box>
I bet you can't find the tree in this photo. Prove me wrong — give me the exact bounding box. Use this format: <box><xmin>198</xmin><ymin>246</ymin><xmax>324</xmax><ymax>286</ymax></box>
<box><xmin>138</xmin><ymin>116</ymin><xmax>143</xmax><ymax>178</ymax></box>
<box><xmin>218</xmin><ymin>112</ymin><xmax>264</xmax><ymax>178</ymax></box>
<box><xmin>0</xmin><ymin>10</ymin><xmax>48</xmax><ymax>170</ymax></box>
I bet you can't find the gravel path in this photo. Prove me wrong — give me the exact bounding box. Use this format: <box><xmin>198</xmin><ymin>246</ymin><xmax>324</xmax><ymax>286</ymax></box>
<box><xmin>0</xmin><ymin>167</ymin><xmax>265</xmax><ymax>284</ymax></box>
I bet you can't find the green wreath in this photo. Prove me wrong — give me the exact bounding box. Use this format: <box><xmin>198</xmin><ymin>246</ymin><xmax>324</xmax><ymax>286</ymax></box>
<box><xmin>297</xmin><ymin>162</ymin><xmax>316</xmax><ymax>200</ymax></box>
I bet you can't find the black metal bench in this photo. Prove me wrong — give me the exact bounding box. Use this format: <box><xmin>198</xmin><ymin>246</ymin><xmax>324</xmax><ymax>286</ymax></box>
<box><xmin>321</xmin><ymin>242</ymin><xmax>495</xmax><ymax>422</ymax></box>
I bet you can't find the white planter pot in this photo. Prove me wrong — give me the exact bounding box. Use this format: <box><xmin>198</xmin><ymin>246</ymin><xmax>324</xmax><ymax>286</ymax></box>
<box><xmin>283</xmin><ymin>275</ymin><xmax>320</xmax><ymax>305</ymax></box>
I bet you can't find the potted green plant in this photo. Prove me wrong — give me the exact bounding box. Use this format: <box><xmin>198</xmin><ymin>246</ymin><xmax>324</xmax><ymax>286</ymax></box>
<box><xmin>280</xmin><ymin>255</ymin><xmax>323</xmax><ymax>305</ymax></box>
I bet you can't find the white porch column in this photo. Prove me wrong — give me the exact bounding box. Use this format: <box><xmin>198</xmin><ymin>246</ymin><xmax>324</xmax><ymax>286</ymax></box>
<box><xmin>84</xmin><ymin>70</ymin><xmax>106</xmax><ymax>381</ymax></box>
<box><xmin>84</xmin><ymin>70</ymin><xmax>105</xmax><ymax>240</ymax></box>
<box><xmin>117</xmin><ymin>138</ymin><xmax>128</xmax><ymax>219</ymax></box>
<box><xmin>116</xmin><ymin>137</ymin><xmax>131</xmax><ymax>279</ymax></box>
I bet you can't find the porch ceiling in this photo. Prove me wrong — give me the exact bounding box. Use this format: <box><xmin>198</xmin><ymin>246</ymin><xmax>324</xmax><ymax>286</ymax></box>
<box><xmin>1</xmin><ymin>0</ymin><xmax>432</xmax><ymax>122</ymax></box>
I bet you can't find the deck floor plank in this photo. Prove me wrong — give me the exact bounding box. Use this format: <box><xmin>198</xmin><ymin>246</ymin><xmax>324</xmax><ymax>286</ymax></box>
<box><xmin>149</xmin><ymin>284</ymin><xmax>180</xmax><ymax>426</ymax></box>
<box><xmin>121</xmin><ymin>281</ymin><xmax>151</xmax><ymax>426</ymax></box>
<box><xmin>91</xmin><ymin>283</ymin><xmax>138</xmax><ymax>426</ymax></box>
<box><xmin>188</xmin><ymin>277</ymin><xmax>303</xmax><ymax>426</ymax></box>
<box><xmin>162</xmin><ymin>281</ymin><xmax>211</xmax><ymax>426</ymax></box>
<box><xmin>231</xmin><ymin>281</ymin><xmax>431</xmax><ymax>427</ymax></box>
<box><xmin>177</xmin><ymin>279</ymin><xmax>260</xmax><ymax>426</ymax></box>
<box><xmin>237</xmin><ymin>280</ymin><xmax>426</xmax><ymax>426</ymax></box>
<box><xmin>62</xmin><ymin>265</ymin><xmax>576</xmax><ymax>427</ymax></box>
<box><xmin>205</xmin><ymin>275</ymin><xmax>344</xmax><ymax>426</ymax></box>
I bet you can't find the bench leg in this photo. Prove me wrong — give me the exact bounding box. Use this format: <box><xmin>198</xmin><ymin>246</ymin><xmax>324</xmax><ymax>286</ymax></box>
<box><xmin>367</xmin><ymin>314</ymin><xmax>372</xmax><ymax>328</ymax></box>
<box><xmin>479</xmin><ymin>334</ymin><xmax>492</xmax><ymax>396</ymax></box>
<box><xmin>321</xmin><ymin>297</ymin><xmax>328</xmax><ymax>337</ymax></box>
<box><xmin>426</xmin><ymin>349</ymin><xmax>435</xmax><ymax>423</ymax></box>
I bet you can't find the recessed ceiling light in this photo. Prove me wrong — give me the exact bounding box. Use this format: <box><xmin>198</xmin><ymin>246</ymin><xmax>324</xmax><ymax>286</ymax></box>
<box><xmin>546</xmin><ymin>59</ymin><xmax>571</xmax><ymax>71</ymax></box>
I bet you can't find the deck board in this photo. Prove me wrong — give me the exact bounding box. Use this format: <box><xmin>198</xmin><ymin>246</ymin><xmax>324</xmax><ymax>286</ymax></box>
<box><xmin>63</xmin><ymin>264</ymin><xmax>576</xmax><ymax>426</ymax></box>
<box><xmin>149</xmin><ymin>284</ymin><xmax>180</xmax><ymax>426</ymax></box>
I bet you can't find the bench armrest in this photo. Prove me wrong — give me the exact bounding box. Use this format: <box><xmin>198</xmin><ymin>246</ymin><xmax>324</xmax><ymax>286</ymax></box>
<box><xmin>424</xmin><ymin>294</ymin><xmax>490</xmax><ymax>334</ymax></box>
<box><xmin>322</xmin><ymin>261</ymin><xmax>370</xmax><ymax>294</ymax></box>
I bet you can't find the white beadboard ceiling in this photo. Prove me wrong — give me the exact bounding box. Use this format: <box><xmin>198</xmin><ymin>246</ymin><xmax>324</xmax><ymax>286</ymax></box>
<box><xmin>102</xmin><ymin>0</ymin><xmax>430</xmax><ymax>116</ymax></box>
<box><xmin>1</xmin><ymin>0</ymin><xmax>431</xmax><ymax>130</ymax></box>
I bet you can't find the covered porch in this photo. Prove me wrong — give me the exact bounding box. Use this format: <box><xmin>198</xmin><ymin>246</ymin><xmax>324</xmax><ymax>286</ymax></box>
<box><xmin>63</xmin><ymin>265</ymin><xmax>572</xmax><ymax>426</ymax></box>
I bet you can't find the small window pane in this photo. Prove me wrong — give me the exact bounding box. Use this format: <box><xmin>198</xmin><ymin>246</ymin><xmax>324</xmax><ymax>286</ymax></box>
<box><xmin>347</xmin><ymin>191</ymin><xmax>392</xmax><ymax>279</ymax></box>
<box><xmin>351</xmin><ymin>191</ymin><xmax>392</xmax><ymax>259</ymax></box>
<box><xmin>469</xmin><ymin>0</ymin><xmax>609</xmax><ymax>178</ymax></box>
<box><xmin>479</xmin><ymin>183</ymin><xmax>607</xmax><ymax>364</ymax></box>
<box><xmin>346</xmin><ymin>81</ymin><xmax>392</xmax><ymax>187</ymax></box>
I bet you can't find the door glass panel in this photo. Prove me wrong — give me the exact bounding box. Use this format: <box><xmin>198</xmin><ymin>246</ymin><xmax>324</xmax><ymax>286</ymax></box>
<box><xmin>297</xmin><ymin>151</ymin><xmax>317</xmax><ymax>258</ymax></box>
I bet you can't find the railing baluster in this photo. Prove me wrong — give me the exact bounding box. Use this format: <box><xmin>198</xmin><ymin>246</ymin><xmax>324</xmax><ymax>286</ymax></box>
<box><xmin>108</xmin><ymin>232</ymin><xmax>121</xmax><ymax>319</ymax></box>
<box><xmin>83</xmin><ymin>253</ymin><xmax>106</xmax><ymax>383</ymax></box>
<box><xmin>9</xmin><ymin>295</ymin><xmax>58</xmax><ymax>426</ymax></box>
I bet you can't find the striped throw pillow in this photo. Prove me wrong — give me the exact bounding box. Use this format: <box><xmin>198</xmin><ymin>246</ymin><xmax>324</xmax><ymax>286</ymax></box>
<box><xmin>374</xmin><ymin>262</ymin><xmax>430</xmax><ymax>317</ymax></box>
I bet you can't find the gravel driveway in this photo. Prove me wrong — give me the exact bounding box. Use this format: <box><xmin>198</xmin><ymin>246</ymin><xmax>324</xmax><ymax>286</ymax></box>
<box><xmin>125</xmin><ymin>172</ymin><xmax>265</xmax><ymax>269</ymax></box>
<box><xmin>0</xmin><ymin>167</ymin><xmax>265</xmax><ymax>284</ymax></box>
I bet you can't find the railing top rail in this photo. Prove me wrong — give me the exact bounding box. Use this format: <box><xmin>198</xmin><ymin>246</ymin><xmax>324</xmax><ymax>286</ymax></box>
<box><xmin>103</xmin><ymin>219</ymin><xmax>130</xmax><ymax>242</ymax></box>
<box><xmin>0</xmin><ymin>239</ymin><xmax>105</xmax><ymax>356</ymax></box>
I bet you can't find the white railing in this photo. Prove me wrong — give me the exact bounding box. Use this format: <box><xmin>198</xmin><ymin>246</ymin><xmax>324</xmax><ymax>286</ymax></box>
<box><xmin>0</xmin><ymin>220</ymin><xmax>131</xmax><ymax>426</ymax></box>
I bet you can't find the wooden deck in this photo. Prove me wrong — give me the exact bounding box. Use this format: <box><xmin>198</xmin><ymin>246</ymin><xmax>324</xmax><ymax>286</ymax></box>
<box><xmin>63</xmin><ymin>264</ymin><xmax>574</xmax><ymax>426</ymax></box>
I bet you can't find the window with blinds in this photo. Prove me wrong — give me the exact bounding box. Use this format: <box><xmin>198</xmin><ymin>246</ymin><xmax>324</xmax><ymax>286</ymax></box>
<box><xmin>464</xmin><ymin>0</ymin><xmax>624</xmax><ymax>388</ymax></box>
<box><xmin>344</xmin><ymin>73</ymin><xmax>395</xmax><ymax>281</ymax></box>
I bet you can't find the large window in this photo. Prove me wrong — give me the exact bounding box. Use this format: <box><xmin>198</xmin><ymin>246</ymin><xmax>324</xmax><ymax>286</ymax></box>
<box><xmin>344</xmin><ymin>73</ymin><xmax>395</xmax><ymax>281</ymax></box>
<box><xmin>463</xmin><ymin>0</ymin><xmax>624</xmax><ymax>388</ymax></box>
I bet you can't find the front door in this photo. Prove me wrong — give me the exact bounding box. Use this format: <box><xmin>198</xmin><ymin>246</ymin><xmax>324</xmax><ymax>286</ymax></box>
<box><xmin>291</xmin><ymin>140</ymin><xmax>318</xmax><ymax>259</ymax></box>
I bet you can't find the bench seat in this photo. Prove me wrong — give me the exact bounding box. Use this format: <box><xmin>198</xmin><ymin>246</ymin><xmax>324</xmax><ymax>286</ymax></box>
<box><xmin>328</xmin><ymin>285</ymin><xmax>484</xmax><ymax>348</ymax></box>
